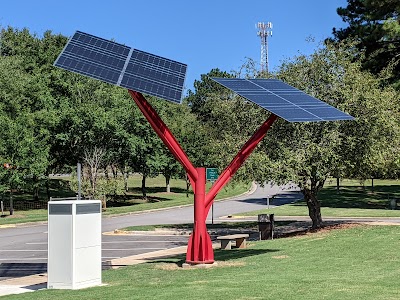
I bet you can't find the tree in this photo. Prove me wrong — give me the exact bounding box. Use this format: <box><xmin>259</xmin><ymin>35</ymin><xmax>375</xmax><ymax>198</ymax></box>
<box><xmin>332</xmin><ymin>0</ymin><xmax>400</xmax><ymax>84</ymax></box>
<box><xmin>187</xmin><ymin>68</ymin><xmax>233</xmax><ymax>119</ymax></box>
<box><xmin>191</xmin><ymin>40</ymin><xmax>399</xmax><ymax>228</ymax></box>
<box><xmin>0</xmin><ymin>27</ymin><xmax>71</xmax><ymax>201</ymax></box>
<box><xmin>0</xmin><ymin>50</ymin><xmax>53</xmax><ymax>204</ymax></box>
<box><xmin>157</xmin><ymin>98</ymin><xmax>207</xmax><ymax>192</ymax></box>
<box><xmin>262</xmin><ymin>40</ymin><xmax>400</xmax><ymax>228</ymax></box>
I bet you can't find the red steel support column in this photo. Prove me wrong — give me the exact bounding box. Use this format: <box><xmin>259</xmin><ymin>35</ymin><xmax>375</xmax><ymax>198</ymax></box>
<box><xmin>205</xmin><ymin>114</ymin><xmax>278</xmax><ymax>213</ymax></box>
<box><xmin>186</xmin><ymin>167</ymin><xmax>214</xmax><ymax>264</ymax></box>
<box><xmin>128</xmin><ymin>90</ymin><xmax>277</xmax><ymax>265</ymax></box>
<box><xmin>128</xmin><ymin>91</ymin><xmax>213</xmax><ymax>264</ymax></box>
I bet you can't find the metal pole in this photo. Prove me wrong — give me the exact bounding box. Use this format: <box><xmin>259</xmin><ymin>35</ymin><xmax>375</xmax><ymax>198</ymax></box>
<box><xmin>77</xmin><ymin>162</ymin><xmax>82</xmax><ymax>200</ymax></box>
<box><xmin>212</xmin><ymin>202</ymin><xmax>214</xmax><ymax>225</ymax></box>
<box><xmin>9</xmin><ymin>193</ymin><xmax>13</xmax><ymax>215</ymax></box>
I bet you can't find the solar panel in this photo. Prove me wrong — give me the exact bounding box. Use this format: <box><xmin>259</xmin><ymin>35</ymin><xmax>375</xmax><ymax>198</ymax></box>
<box><xmin>211</xmin><ymin>78</ymin><xmax>354</xmax><ymax>122</ymax></box>
<box><xmin>54</xmin><ymin>31</ymin><xmax>187</xmax><ymax>104</ymax></box>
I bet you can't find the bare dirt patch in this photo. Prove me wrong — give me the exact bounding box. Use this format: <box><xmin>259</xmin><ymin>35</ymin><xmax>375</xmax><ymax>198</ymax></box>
<box><xmin>154</xmin><ymin>263</ymin><xmax>181</xmax><ymax>271</ymax></box>
<box><xmin>153</xmin><ymin>260</ymin><xmax>246</xmax><ymax>271</ymax></box>
<box><xmin>216</xmin><ymin>261</ymin><xmax>246</xmax><ymax>267</ymax></box>
<box><xmin>272</xmin><ymin>255</ymin><xmax>289</xmax><ymax>259</ymax></box>
<box><xmin>362</xmin><ymin>221</ymin><xmax>400</xmax><ymax>226</ymax></box>
<box><xmin>280</xmin><ymin>222</ymin><xmax>362</xmax><ymax>239</ymax></box>
<box><xmin>313</xmin><ymin>223</ymin><xmax>361</xmax><ymax>235</ymax></box>
<box><xmin>187</xmin><ymin>280</ymin><xmax>210</xmax><ymax>285</ymax></box>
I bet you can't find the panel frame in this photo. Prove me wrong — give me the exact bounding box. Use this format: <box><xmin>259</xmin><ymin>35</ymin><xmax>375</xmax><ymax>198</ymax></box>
<box><xmin>211</xmin><ymin>77</ymin><xmax>354</xmax><ymax>122</ymax></box>
<box><xmin>54</xmin><ymin>30</ymin><xmax>187</xmax><ymax>104</ymax></box>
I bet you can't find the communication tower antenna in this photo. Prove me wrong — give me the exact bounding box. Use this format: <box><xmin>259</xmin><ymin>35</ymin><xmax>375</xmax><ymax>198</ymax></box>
<box><xmin>256</xmin><ymin>22</ymin><xmax>273</xmax><ymax>73</ymax></box>
<box><xmin>0</xmin><ymin>26</ymin><xmax>2</xmax><ymax>56</ymax></box>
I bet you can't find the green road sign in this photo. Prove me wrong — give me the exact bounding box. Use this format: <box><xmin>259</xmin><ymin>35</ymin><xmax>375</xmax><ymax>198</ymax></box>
<box><xmin>206</xmin><ymin>168</ymin><xmax>219</xmax><ymax>181</ymax></box>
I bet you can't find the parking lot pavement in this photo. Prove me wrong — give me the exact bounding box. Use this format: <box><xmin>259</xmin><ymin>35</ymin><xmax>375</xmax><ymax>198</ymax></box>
<box><xmin>0</xmin><ymin>232</ymin><xmax>191</xmax><ymax>297</ymax></box>
<box><xmin>0</xmin><ymin>233</ymin><xmax>189</xmax><ymax>281</ymax></box>
<box><xmin>101</xmin><ymin>234</ymin><xmax>189</xmax><ymax>261</ymax></box>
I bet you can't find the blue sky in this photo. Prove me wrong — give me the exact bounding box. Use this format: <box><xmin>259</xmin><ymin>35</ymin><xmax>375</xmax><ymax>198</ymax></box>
<box><xmin>1</xmin><ymin>0</ymin><xmax>348</xmax><ymax>92</ymax></box>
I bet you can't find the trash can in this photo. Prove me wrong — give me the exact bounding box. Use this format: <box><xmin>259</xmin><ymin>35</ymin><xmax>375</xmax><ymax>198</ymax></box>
<box><xmin>47</xmin><ymin>199</ymin><xmax>102</xmax><ymax>289</ymax></box>
<box><xmin>258</xmin><ymin>214</ymin><xmax>274</xmax><ymax>240</ymax></box>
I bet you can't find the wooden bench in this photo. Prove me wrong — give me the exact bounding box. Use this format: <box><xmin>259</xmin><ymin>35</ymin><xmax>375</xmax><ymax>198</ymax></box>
<box><xmin>216</xmin><ymin>234</ymin><xmax>249</xmax><ymax>250</ymax></box>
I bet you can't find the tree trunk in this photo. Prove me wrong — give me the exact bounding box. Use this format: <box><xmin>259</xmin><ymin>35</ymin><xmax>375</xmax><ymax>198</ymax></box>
<box><xmin>165</xmin><ymin>174</ymin><xmax>171</xmax><ymax>193</ymax></box>
<box><xmin>111</xmin><ymin>164</ymin><xmax>118</xmax><ymax>178</ymax></box>
<box><xmin>33</xmin><ymin>186</ymin><xmax>39</xmax><ymax>202</ymax></box>
<box><xmin>104</xmin><ymin>165</ymin><xmax>109</xmax><ymax>180</ymax></box>
<box><xmin>45</xmin><ymin>175</ymin><xmax>51</xmax><ymax>201</ymax></box>
<box><xmin>9</xmin><ymin>190</ymin><xmax>13</xmax><ymax>215</ymax></box>
<box><xmin>336</xmin><ymin>177</ymin><xmax>340</xmax><ymax>193</ymax></box>
<box><xmin>84</xmin><ymin>147</ymin><xmax>105</xmax><ymax>197</ymax></box>
<box><xmin>33</xmin><ymin>175</ymin><xmax>39</xmax><ymax>201</ymax></box>
<box><xmin>123</xmin><ymin>168</ymin><xmax>129</xmax><ymax>192</ymax></box>
<box><xmin>141</xmin><ymin>174</ymin><xmax>147</xmax><ymax>199</ymax></box>
<box><xmin>303</xmin><ymin>188</ymin><xmax>323</xmax><ymax>229</ymax></box>
<box><xmin>186</xmin><ymin>173</ymin><xmax>190</xmax><ymax>198</ymax></box>
<box><xmin>101</xmin><ymin>195</ymin><xmax>107</xmax><ymax>210</ymax></box>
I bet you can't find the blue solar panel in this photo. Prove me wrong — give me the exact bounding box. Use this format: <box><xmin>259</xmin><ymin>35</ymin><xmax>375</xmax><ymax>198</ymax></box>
<box><xmin>120</xmin><ymin>49</ymin><xmax>186</xmax><ymax>102</ymax></box>
<box><xmin>211</xmin><ymin>78</ymin><xmax>354</xmax><ymax>122</ymax></box>
<box><xmin>54</xmin><ymin>31</ymin><xmax>187</xmax><ymax>104</ymax></box>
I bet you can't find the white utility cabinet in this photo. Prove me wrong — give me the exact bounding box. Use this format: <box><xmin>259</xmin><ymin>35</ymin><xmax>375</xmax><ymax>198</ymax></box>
<box><xmin>47</xmin><ymin>199</ymin><xmax>102</xmax><ymax>289</ymax></box>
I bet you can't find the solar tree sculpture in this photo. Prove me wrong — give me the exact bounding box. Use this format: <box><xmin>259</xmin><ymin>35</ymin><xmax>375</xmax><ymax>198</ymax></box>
<box><xmin>54</xmin><ymin>31</ymin><xmax>354</xmax><ymax>265</ymax></box>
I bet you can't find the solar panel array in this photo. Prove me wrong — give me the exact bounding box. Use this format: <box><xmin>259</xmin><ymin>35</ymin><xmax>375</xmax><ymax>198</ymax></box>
<box><xmin>54</xmin><ymin>31</ymin><xmax>187</xmax><ymax>104</ymax></box>
<box><xmin>211</xmin><ymin>78</ymin><xmax>354</xmax><ymax>122</ymax></box>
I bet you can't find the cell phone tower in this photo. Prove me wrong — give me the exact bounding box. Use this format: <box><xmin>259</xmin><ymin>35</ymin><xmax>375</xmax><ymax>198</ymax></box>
<box><xmin>256</xmin><ymin>22</ymin><xmax>273</xmax><ymax>73</ymax></box>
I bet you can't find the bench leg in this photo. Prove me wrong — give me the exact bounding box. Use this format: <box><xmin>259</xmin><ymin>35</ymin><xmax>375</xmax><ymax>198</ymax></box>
<box><xmin>220</xmin><ymin>240</ymin><xmax>231</xmax><ymax>250</ymax></box>
<box><xmin>236</xmin><ymin>238</ymin><xmax>246</xmax><ymax>249</ymax></box>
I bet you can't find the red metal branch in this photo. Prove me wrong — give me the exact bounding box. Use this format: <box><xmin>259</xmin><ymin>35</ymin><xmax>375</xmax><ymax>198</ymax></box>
<box><xmin>205</xmin><ymin>114</ymin><xmax>278</xmax><ymax>212</ymax></box>
<box><xmin>128</xmin><ymin>91</ymin><xmax>198</xmax><ymax>185</ymax></box>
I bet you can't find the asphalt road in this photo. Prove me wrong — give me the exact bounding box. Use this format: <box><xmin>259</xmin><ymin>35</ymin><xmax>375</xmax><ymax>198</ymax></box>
<box><xmin>0</xmin><ymin>183</ymin><xmax>301</xmax><ymax>279</ymax></box>
<box><xmin>102</xmin><ymin>182</ymin><xmax>301</xmax><ymax>231</ymax></box>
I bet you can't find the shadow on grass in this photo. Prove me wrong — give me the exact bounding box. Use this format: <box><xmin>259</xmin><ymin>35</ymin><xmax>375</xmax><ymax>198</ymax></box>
<box><xmin>127</xmin><ymin>187</ymin><xmax>191</xmax><ymax>195</ymax></box>
<box><xmin>214</xmin><ymin>248</ymin><xmax>280</xmax><ymax>261</ymax></box>
<box><xmin>286</xmin><ymin>185</ymin><xmax>400</xmax><ymax>210</ymax></box>
<box><xmin>2</xmin><ymin>179</ymin><xmax>75</xmax><ymax>201</ymax></box>
<box><xmin>318</xmin><ymin>186</ymin><xmax>399</xmax><ymax>209</ymax></box>
<box><xmin>107</xmin><ymin>195</ymin><xmax>173</xmax><ymax>207</ymax></box>
<box><xmin>153</xmin><ymin>222</ymin><xmax>261</xmax><ymax>230</ymax></box>
<box><xmin>107</xmin><ymin>188</ymin><xmax>193</xmax><ymax>207</ymax></box>
<box><xmin>122</xmin><ymin>221</ymin><xmax>295</xmax><ymax>232</ymax></box>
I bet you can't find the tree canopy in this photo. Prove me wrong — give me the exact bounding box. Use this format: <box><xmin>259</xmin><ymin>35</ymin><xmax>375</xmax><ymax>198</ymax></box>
<box><xmin>332</xmin><ymin>0</ymin><xmax>400</xmax><ymax>85</ymax></box>
<box><xmin>191</xmin><ymin>41</ymin><xmax>400</xmax><ymax>228</ymax></box>
<box><xmin>0</xmin><ymin>19</ymin><xmax>399</xmax><ymax>227</ymax></box>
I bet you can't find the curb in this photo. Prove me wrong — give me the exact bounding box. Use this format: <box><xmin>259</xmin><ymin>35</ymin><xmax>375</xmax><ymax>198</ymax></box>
<box><xmin>0</xmin><ymin>221</ymin><xmax>47</xmax><ymax>229</ymax></box>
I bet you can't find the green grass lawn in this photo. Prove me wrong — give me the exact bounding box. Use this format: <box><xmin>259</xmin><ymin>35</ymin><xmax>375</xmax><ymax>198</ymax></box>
<box><xmin>5</xmin><ymin>225</ymin><xmax>400</xmax><ymax>300</ymax></box>
<box><xmin>0</xmin><ymin>175</ymin><xmax>250</xmax><ymax>225</ymax></box>
<box><xmin>240</xmin><ymin>179</ymin><xmax>400</xmax><ymax>218</ymax></box>
<box><xmin>121</xmin><ymin>221</ymin><xmax>295</xmax><ymax>232</ymax></box>
<box><xmin>102</xmin><ymin>179</ymin><xmax>249</xmax><ymax>216</ymax></box>
<box><xmin>1</xmin><ymin>178</ymin><xmax>399</xmax><ymax>225</ymax></box>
